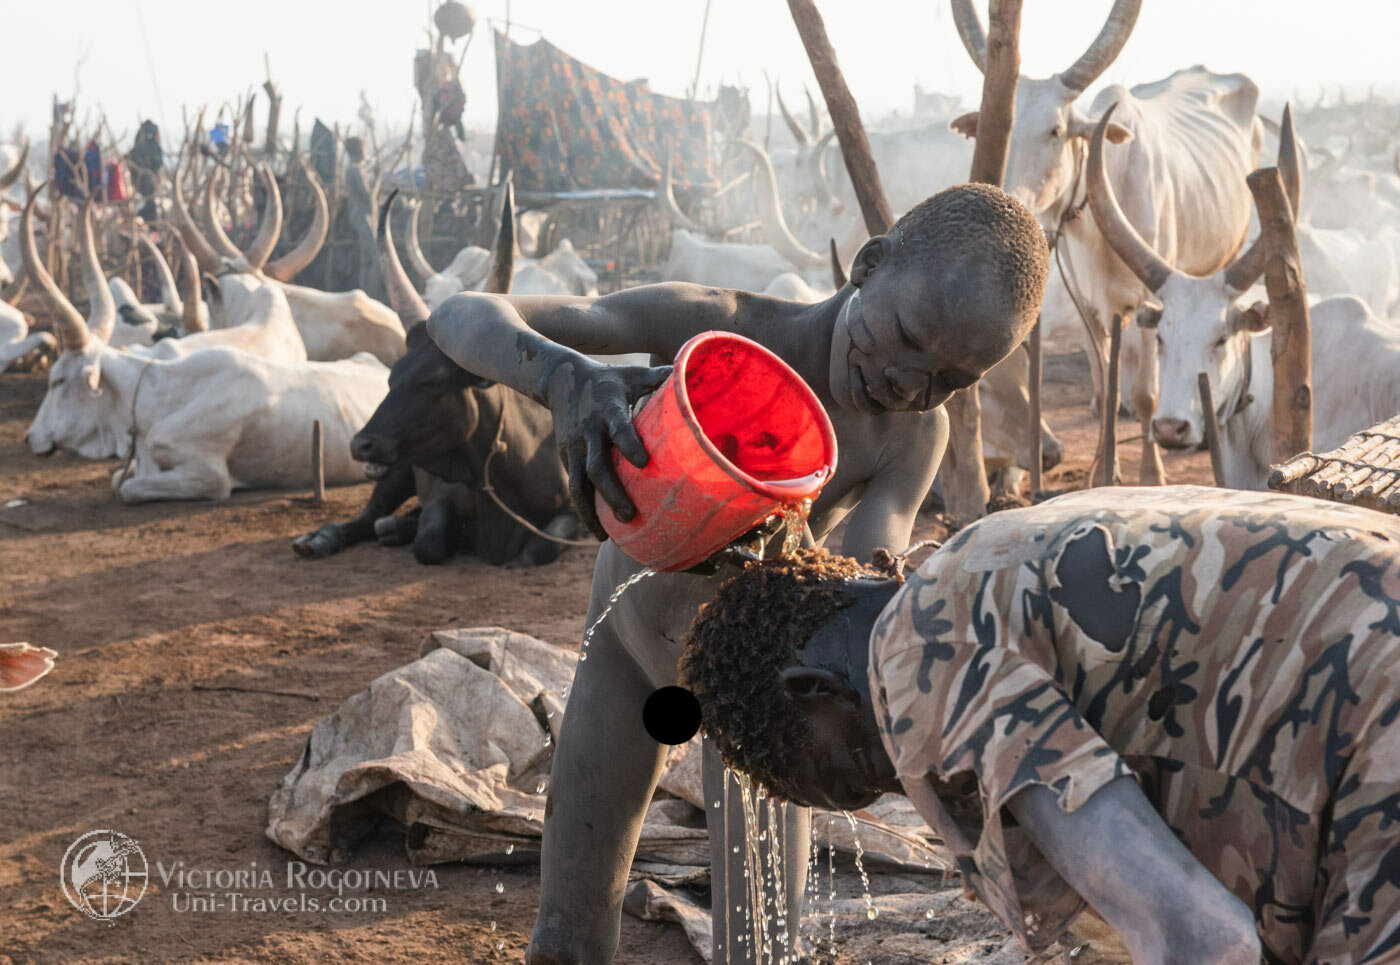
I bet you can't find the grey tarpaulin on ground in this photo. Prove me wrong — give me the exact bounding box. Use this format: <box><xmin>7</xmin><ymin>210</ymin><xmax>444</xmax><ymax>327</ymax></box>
<box><xmin>266</xmin><ymin>627</ymin><xmax>953</xmax><ymax>959</ymax></box>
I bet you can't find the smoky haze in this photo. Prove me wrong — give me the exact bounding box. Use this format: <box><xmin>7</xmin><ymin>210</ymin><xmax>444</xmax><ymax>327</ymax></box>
<box><xmin>0</xmin><ymin>1</ymin><xmax>1394</xmax><ymax>140</ymax></box>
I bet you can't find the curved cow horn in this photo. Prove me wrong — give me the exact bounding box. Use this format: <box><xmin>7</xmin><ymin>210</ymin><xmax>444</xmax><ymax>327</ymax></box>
<box><xmin>1059</xmin><ymin>0</ymin><xmax>1140</xmax><ymax>93</ymax></box>
<box><xmin>0</xmin><ymin>140</ymin><xmax>29</xmax><ymax>192</ymax></box>
<box><xmin>1223</xmin><ymin>103</ymin><xmax>1301</xmax><ymax>293</ymax></box>
<box><xmin>377</xmin><ymin>190</ymin><xmax>431</xmax><ymax>328</ymax></box>
<box><xmin>805</xmin><ymin>128</ymin><xmax>839</xmax><ymax>209</ymax></box>
<box><xmin>79</xmin><ymin>197</ymin><xmax>116</xmax><ymax>344</ymax></box>
<box><xmin>403</xmin><ymin>197</ymin><xmax>437</xmax><ymax>283</ymax></box>
<box><xmin>179</xmin><ymin>238</ymin><xmax>206</xmax><ymax>333</ymax></box>
<box><xmin>775</xmin><ymin>82</ymin><xmax>812</xmax><ymax>146</ymax></box>
<box><xmin>139</xmin><ymin>233</ymin><xmax>183</xmax><ymax>316</ymax></box>
<box><xmin>829</xmin><ymin>238</ymin><xmax>847</xmax><ymax>289</ymax></box>
<box><xmin>202</xmin><ymin>169</ymin><xmax>244</xmax><ymax>260</ymax></box>
<box><xmin>264</xmin><ymin>161</ymin><xmax>328</xmax><ymax>282</ymax></box>
<box><xmin>168</xmin><ymin>152</ymin><xmax>224</xmax><ymax>274</ymax></box>
<box><xmin>1086</xmin><ymin>104</ymin><xmax>1174</xmax><ymax>293</ymax></box>
<box><xmin>950</xmin><ymin>0</ymin><xmax>987</xmax><ymax>72</ymax></box>
<box><xmin>484</xmin><ymin>176</ymin><xmax>515</xmax><ymax>295</ymax></box>
<box><xmin>242</xmin><ymin>162</ymin><xmax>283</xmax><ymax>271</ymax></box>
<box><xmin>659</xmin><ymin>154</ymin><xmax>703</xmax><ymax>233</ymax></box>
<box><xmin>737</xmin><ymin>139</ymin><xmax>826</xmax><ymax>270</ymax></box>
<box><xmin>20</xmin><ymin>188</ymin><xmax>88</xmax><ymax>351</ymax></box>
<box><xmin>804</xmin><ymin>85</ymin><xmax>824</xmax><ymax>139</ymax></box>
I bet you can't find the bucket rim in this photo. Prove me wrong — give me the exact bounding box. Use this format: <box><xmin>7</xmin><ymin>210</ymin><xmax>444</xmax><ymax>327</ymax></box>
<box><xmin>670</xmin><ymin>330</ymin><xmax>839</xmax><ymax>502</ymax></box>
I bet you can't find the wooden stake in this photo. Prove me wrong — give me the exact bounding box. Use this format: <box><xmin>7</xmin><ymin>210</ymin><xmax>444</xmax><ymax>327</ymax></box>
<box><xmin>968</xmin><ymin>0</ymin><xmax>1023</xmax><ymax>187</ymax></box>
<box><xmin>785</xmin><ymin>0</ymin><xmax>894</xmax><ymax>236</ymax></box>
<box><xmin>312</xmin><ymin>419</ymin><xmax>325</xmax><ymax>504</ymax></box>
<box><xmin>1028</xmin><ymin>317</ymin><xmax>1043</xmax><ymax>497</ymax></box>
<box><xmin>1247</xmin><ymin>166</ymin><xmax>1312</xmax><ymax>464</ymax></box>
<box><xmin>1096</xmin><ymin>313</ymin><xmax>1123</xmax><ymax>487</ymax></box>
<box><xmin>1198</xmin><ymin>372</ymin><xmax>1226</xmax><ymax>487</ymax></box>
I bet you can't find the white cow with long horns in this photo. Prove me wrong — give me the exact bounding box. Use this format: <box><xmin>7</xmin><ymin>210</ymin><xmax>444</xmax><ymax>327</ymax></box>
<box><xmin>1088</xmin><ymin>106</ymin><xmax>1400</xmax><ymax>488</ymax></box>
<box><xmin>169</xmin><ymin>156</ymin><xmax>407</xmax><ymax>364</ymax></box>
<box><xmin>20</xmin><ymin>192</ymin><xmax>387</xmax><ymax>502</ymax></box>
<box><xmin>948</xmin><ymin>0</ymin><xmax>1263</xmax><ymax>485</ymax></box>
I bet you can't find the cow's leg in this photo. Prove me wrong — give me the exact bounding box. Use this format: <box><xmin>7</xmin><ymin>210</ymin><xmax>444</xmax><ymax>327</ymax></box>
<box><xmin>528</xmin><ymin>618</ymin><xmax>666</xmax><ymax>964</ymax></box>
<box><xmin>411</xmin><ymin>498</ymin><xmax>455</xmax><ymax>565</ymax></box>
<box><xmin>1131</xmin><ymin>323</ymin><xmax>1166</xmax><ymax>485</ymax></box>
<box><xmin>293</xmin><ymin>465</ymin><xmax>416</xmax><ymax>558</ymax></box>
<box><xmin>116</xmin><ymin>455</ymin><xmax>231</xmax><ymax>504</ymax></box>
<box><xmin>511</xmin><ymin>512</ymin><xmax>581</xmax><ymax>568</ymax></box>
<box><xmin>704</xmin><ymin>740</ymin><xmax>810</xmax><ymax>963</ymax></box>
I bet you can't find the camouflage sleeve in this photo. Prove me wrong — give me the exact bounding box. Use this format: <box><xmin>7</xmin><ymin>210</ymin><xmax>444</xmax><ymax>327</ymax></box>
<box><xmin>871</xmin><ymin>573</ymin><xmax>1135</xmax><ymax>952</ymax></box>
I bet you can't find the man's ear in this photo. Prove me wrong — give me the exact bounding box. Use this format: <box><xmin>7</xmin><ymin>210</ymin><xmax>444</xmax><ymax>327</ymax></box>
<box><xmin>780</xmin><ymin>667</ymin><xmax>857</xmax><ymax>703</ymax></box>
<box><xmin>1234</xmin><ymin>299</ymin><xmax>1272</xmax><ymax>333</ymax></box>
<box><xmin>948</xmin><ymin>111</ymin><xmax>979</xmax><ymax>139</ymax></box>
<box><xmin>849</xmin><ymin>235</ymin><xmax>892</xmax><ymax>288</ymax></box>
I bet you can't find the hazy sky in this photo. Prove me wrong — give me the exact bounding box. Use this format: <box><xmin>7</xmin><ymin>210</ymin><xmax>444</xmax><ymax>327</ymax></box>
<box><xmin>1</xmin><ymin>1</ymin><xmax>1394</xmax><ymax>143</ymax></box>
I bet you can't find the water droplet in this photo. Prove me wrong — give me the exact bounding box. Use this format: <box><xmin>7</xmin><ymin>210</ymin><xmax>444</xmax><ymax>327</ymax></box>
<box><xmin>866</xmin><ymin>906</ymin><xmax>878</xmax><ymax>921</ymax></box>
<box><xmin>505</xmin><ymin>844</ymin><xmax>515</xmax><ymax>855</ymax></box>
<box><xmin>494</xmin><ymin>882</ymin><xmax>504</xmax><ymax>894</ymax></box>
<box><xmin>546</xmin><ymin>710</ymin><xmax>555</xmax><ymax>718</ymax></box>
<box><xmin>579</xmin><ymin>652</ymin><xmax>588</xmax><ymax>661</ymax></box>
<box><xmin>496</xmin><ymin>941</ymin><xmax>505</xmax><ymax>951</ymax></box>
<box><xmin>925</xmin><ymin>908</ymin><xmax>935</xmax><ymax>920</ymax></box>
<box><xmin>732</xmin><ymin>845</ymin><xmax>740</xmax><ymax>853</ymax></box>
<box><xmin>536</xmin><ymin>781</ymin><xmax>547</xmax><ymax>794</ymax></box>
<box><xmin>490</xmin><ymin>920</ymin><xmax>497</xmax><ymax>931</ymax></box>
<box><xmin>712</xmin><ymin>800</ymin><xmax>721</xmax><ymax>809</ymax></box>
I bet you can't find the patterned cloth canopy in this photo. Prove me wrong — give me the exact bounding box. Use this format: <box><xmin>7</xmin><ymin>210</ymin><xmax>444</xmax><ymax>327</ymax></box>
<box><xmin>493</xmin><ymin>31</ymin><xmax>719</xmax><ymax>194</ymax></box>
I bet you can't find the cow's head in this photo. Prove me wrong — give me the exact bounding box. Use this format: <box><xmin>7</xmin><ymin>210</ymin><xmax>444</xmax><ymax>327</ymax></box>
<box><xmin>350</xmin><ymin>322</ymin><xmax>492</xmax><ymax>479</ymax></box>
<box><xmin>21</xmin><ymin>192</ymin><xmax>122</xmax><ymax>458</ymax></box>
<box><xmin>948</xmin><ymin>0</ymin><xmax>1137</xmax><ymax>221</ymax></box>
<box><xmin>1087</xmin><ymin>104</ymin><xmax>1299</xmax><ymax>449</ymax></box>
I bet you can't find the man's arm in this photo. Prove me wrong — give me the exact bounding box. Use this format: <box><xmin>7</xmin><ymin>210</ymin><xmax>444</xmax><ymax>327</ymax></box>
<box><xmin>837</xmin><ymin>408</ymin><xmax>947</xmax><ymax>561</ymax></box>
<box><xmin>424</xmin><ymin>284</ymin><xmax>734</xmax><ymax>536</ymax></box>
<box><xmin>1007</xmin><ymin>777</ymin><xmax>1260</xmax><ymax>964</ymax></box>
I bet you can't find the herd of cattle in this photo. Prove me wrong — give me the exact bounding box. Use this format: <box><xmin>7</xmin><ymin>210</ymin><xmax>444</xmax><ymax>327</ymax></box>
<box><xmin>2</xmin><ymin>0</ymin><xmax>1400</xmax><ymax>567</ymax></box>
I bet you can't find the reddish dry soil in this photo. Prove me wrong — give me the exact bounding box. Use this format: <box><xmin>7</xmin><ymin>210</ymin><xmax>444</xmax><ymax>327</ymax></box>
<box><xmin>0</xmin><ymin>355</ymin><xmax>1212</xmax><ymax>964</ymax></box>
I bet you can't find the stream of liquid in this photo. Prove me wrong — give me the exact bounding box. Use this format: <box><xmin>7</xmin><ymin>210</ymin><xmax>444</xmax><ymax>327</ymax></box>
<box><xmin>576</xmin><ymin>567</ymin><xmax>656</xmax><ymax>663</ymax></box>
<box><xmin>778</xmin><ymin>498</ymin><xmax>813</xmax><ymax>558</ymax></box>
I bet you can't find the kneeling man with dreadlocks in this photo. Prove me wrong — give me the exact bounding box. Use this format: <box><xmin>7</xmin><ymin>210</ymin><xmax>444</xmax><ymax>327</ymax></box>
<box><xmin>680</xmin><ymin>486</ymin><xmax>1400</xmax><ymax>964</ymax></box>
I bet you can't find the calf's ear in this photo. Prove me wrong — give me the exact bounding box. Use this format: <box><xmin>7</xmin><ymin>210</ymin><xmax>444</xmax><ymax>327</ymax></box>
<box><xmin>83</xmin><ymin>361</ymin><xmax>102</xmax><ymax>394</ymax></box>
<box><xmin>1234</xmin><ymin>300</ymin><xmax>1272</xmax><ymax>333</ymax></box>
<box><xmin>948</xmin><ymin>111</ymin><xmax>980</xmax><ymax>139</ymax></box>
<box><xmin>1070</xmin><ymin>114</ymin><xmax>1132</xmax><ymax>144</ymax></box>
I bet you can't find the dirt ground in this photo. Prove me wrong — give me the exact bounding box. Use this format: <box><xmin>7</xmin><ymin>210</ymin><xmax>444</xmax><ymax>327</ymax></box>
<box><xmin>0</xmin><ymin>353</ymin><xmax>1213</xmax><ymax>964</ymax></box>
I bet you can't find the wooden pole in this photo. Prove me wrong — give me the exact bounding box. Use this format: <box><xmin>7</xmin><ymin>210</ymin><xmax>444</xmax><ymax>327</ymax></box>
<box><xmin>967</xmin><ymin>0</ymin><xmax>1022</xmax><ymax>187</ymax></box>
<box><xmin>1097</xmin><ymin>313</ymin><xmax>1122</xmax><ymax>487</ymax></box>
<box><xmin>312</xmin><ymin>419</ymin><xmax>325</xmax><ymax>504</ymax></box>
<box><xmin>785</xmin><ymin>0</ymin><xmax>894</xmax><ymax>236</ymax></box>
<box><xmin>1028</xmin><ymin>317</ymin><xmax>1042</xmax><ymax>496</ymax></box>
<box><xmin>1247</xmin><ymin>166</ymin><xmax>1312</xmax><ymax>465</ymax></box>
<box><xmin>1198</xmin><ymin>372</ymin><xmax>1226</xmax><ymax>487</ymax></box>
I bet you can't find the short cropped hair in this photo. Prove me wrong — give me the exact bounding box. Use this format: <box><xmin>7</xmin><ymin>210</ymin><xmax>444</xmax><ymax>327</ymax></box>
<box><xmin>889</xmin><ymin>182</ymin><xmax>1049</xmax><ymax>333</ymax></box>
<box><xmin>678</xmin><ymin>549</ymin><xmax>895</xmax><ymax>801</ymax></box>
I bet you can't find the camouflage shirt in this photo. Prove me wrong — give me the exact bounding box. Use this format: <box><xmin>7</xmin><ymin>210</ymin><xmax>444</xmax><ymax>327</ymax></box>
<box><xmin>869</xmin><ymin>486</ymin><xmax>1400</xmax><ymax>963</ymax></box>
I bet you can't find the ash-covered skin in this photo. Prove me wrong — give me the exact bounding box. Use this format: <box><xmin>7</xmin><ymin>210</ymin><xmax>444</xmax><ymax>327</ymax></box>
<box><xmin>678</xmin><ymin>548</ymin><xmax>903</xmax><ymax>809</ymax></box>
<box><xmin>830</xmin><ymin>184</ymin><xmax>1048</xmax><ymax>415</ymax></box>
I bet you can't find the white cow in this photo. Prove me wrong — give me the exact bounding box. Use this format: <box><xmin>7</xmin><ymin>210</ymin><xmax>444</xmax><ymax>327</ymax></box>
<box><xmin>0</xmin><ymin>300</ymin><xmax>55</xmax><ymax>371</ymax></box>
<box><xmin>0</xmin><ymin>142</ymin><xmax>28</xmax><ymax>290</ymax></box>
<box><xmin>170</xmin><ymin>157</ymin><xmax>406</xmax><ymax>364</ymax></box>
<box><xmin>1091</xmin><ymin>106</ymin><xmax>1400</xmax><ymax>488</ymax></box>
<box><xmin>20</xmin><ymin>194</ymin><xmax>387</xmax><ymax>502</ymax></box>
<box><xmin>410</xmin><ymin>225</ymin><xmax>599</xmax><ymax>308</ymax></box>
<box><xmin>660</xmin><ymin>228</ymin><xmax>803</xmax><ymax>292</ymax></box>
<box><xmin>132</xmin><ymin>283</ymin><xmax>305</xmax><ymax>363</ymax></box>
<box><xmin>949</xmin><ymin>0</ymin><xmax>1263</xmax><ymax>486</ymax></box>
<box><xmin>106</xmin><ymin>235</ymin><xmax>209</xmax><ymax>348</ymax></box>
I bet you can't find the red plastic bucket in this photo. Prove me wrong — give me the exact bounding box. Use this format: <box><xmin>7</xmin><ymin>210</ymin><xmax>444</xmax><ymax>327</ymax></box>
<box><xmin>597</xmin><ymin>331</ymin><xmax>838</xmax><ymax>572</ymax></box>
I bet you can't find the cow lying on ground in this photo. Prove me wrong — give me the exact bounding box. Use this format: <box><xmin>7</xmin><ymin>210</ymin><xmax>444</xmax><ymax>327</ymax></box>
<box><xmin>0</xmin><ymin>300</ymin><xmax>54</xmax><ymax>372</ymax></box>
<box><xmin>293</xmin><ymin>186</ymin><xmax>578</xmax><ymax>565</ymax></box>
<box><xmin>1090</xmin><ymin>106</ymin><xmax>1400</xmax><ymax>488</ymax></box>
<box><xmin>170</xmin><ymin>156</ymin><xmax>406</xmax><ymax>364</ymax></box>
<box><xmin>106</xmin><ymin>235</ymin><xmax>209</xmax><ymax>348</ymax></box>
<box><xmin>21</xmin><ymin>191</ymin><xmax>388</xmax><ymax>502</ymax></box>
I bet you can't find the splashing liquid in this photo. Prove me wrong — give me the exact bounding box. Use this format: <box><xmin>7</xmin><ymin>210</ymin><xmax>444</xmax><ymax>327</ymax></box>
<box><xmin>843</xmin><ymin>811</ymin><xmax>877</xmax><ymax>921</ymax></box>
<box><xmin>577</xmin><ymin>568</ymin><xmax>656</xmax><ymax>664</ymax></box>
<box><xmin>779</xmin><ymin>499</ymin><xmax>813</xmax><ymax>558</ymax></box>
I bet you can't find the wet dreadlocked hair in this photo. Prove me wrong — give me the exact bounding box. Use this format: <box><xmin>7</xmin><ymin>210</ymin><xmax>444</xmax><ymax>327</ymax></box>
<box><xmin>678</xmin><ymin>548</ymin><xmax>900</xmax><ymax>802</ymax></box>
<box><xmin>887</xmin><ymin>182</ymin><xmax>1049</xmax><ymax>336</ymax></box>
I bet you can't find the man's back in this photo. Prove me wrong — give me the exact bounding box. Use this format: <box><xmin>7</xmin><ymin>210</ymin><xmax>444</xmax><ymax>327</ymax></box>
<box><xmin>872</xmin><ymin>486</ymin><xmax>1400</xmax><ymax>960</ymax></box>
